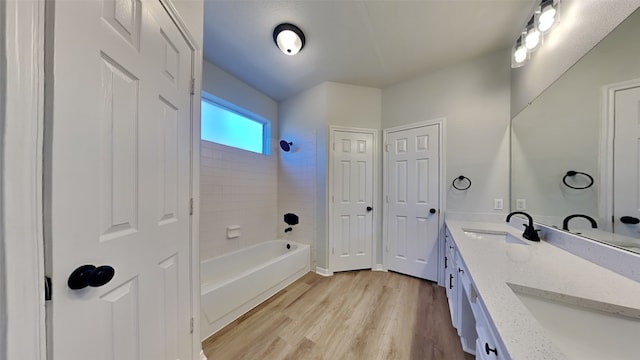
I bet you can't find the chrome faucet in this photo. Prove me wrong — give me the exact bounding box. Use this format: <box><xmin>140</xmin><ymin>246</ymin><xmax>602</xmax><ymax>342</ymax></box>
<box><xmin>506</xmin><ymin>211</ymin><xmax>540</xmax><ymax>242</ymax></box>
<box><xmin>562</xmin><ymin>214</ymin><xmax>597</xmax><ymax>231</ymax></box>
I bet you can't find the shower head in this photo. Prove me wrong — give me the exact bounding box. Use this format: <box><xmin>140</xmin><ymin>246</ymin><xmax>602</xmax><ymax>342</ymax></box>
<box><xmin>279</xmin><ymin>140</ymin><xmax>293</xmax><ymax>152</ymax></box>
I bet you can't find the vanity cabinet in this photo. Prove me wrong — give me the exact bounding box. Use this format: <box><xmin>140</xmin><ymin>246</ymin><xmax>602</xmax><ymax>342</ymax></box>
<box><xmin>445</xmin><ymin>226</ymin><xmax>508</xmax><ymax>359</ymax></box>
<box><xmin>444</xmin><ymin>230</ymin><xmax>458</xmax><ymax>327</ymax></box>
<box><xmin>444</xmin><ymin>229</ymin><xmax>477</xmax><ymax>354</ymax></box>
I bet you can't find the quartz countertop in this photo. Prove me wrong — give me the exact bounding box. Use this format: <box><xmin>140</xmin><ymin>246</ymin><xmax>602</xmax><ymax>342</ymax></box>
<box><xmin>445</xmin><ymin>220</ymin><xmax>640</xmax><ymax>360</ymax></box>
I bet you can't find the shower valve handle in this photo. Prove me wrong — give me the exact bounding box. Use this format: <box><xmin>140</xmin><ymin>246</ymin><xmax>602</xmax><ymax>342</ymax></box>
<box><xmin>366</xmin><ymin>206</ymin><xmax>373</xmax><ymax>212</ymax></box>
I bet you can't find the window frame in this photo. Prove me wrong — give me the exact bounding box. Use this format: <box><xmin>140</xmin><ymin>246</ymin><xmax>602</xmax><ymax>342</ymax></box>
<box><xmin>200</xmin><ymin>91</ymin><xmax>271</xmax><ymax>155</ymax></box>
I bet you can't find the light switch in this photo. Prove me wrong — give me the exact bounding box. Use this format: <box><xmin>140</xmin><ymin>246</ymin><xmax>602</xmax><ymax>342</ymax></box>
<box><xmin>494</xmin><ymin>199</ymin><xmax>504</xmax><ymax>210</ymax></box>
<box><xmin>516</xmin><ymin>199</ymin><xmax>526</xmax><ymax>211</ymax></box>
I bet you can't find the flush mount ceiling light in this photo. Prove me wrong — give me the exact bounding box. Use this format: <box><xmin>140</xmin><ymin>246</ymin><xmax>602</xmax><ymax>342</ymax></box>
<box><xmin>273</xmin><ymin>23</ymin><xmax>305</xmax><ymax>56</ymax></box>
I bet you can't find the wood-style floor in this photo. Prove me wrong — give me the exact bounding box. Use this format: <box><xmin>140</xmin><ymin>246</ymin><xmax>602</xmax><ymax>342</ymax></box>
<box><xmin>202</xmin><ymin>270</ymin><xmax>474</xmax><ymax>360</ymax></box>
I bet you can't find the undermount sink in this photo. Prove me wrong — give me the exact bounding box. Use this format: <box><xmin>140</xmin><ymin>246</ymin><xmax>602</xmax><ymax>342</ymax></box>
<box><xmin>462</xmin><ymin>228</ymin><xmax>529</xmax><ymax>245</ymax></box>
<box><xmin>508</xmin><ymin>283</ymin><xmax>640</xmax><ymax>360</ymax></box>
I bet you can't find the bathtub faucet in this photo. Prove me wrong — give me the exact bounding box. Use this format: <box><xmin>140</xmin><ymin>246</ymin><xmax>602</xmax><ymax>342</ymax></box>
<box><xmin>284</xmin><ymin>227</ymin><xmax>293</xmax><ymax>233</ymax></box>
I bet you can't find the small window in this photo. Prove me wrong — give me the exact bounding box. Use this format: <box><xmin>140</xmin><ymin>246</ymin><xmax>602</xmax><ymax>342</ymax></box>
<box><xmin>201</xmin><ymin>94</ymin><xmax>270</xmax><ymax>155</ymax></box>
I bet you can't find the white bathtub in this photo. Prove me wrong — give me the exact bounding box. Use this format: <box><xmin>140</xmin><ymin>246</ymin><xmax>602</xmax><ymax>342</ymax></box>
<box><xmin>200</xmin><ymin>240</ymin><xmax>310</xmax><ymax>340</ymax></box>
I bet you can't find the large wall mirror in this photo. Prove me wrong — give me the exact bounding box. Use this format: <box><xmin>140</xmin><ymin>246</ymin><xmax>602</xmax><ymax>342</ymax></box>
<box><xmin>511</xmin><ymin>8</ymin><xmax>640</xmax><ymax>254</ymax></box>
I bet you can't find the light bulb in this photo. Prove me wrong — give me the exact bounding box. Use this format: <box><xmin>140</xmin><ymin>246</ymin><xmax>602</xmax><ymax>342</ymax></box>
<box><xmin>276</xmin><ymin>30</ymin><xmax>302</xmax><ymax>56</ymax></box>
<box><xmin>538</xmin><ymin>5</ymin><xmax>557</xmax><ymax>32</ymax></box>
<box><xmin>524</xmin><ymin>28</ymin><xmax>541</xmax><ymax>50</ymax></box>
<box><xmin>514</xmin><ymin>45</ymin><xmax>527</xmax><ymax>64</ymax></box>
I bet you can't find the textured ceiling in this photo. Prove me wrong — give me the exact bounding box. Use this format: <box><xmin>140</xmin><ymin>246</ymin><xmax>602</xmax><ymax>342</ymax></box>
<box><xmin>203</xmin><ymin>0</ymin><xmax>539</xmax><ymax>101</ymax></box>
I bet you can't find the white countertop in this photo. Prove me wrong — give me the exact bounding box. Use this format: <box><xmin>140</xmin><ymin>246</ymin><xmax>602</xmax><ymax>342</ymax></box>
<box><xmin>445</xmin><ymin>220</ymin><xmax>640</xmax><ymax>360</ymax></box>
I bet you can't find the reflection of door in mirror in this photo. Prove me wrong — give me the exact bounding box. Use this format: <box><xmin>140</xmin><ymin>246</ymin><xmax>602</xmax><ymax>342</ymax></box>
<box><xmin>614</xmin><ymin>85</ymin><xmax>640</xmax><ymax>243</ymax></box>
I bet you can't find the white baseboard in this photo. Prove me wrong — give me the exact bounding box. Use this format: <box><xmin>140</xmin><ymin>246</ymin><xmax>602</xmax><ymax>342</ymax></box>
<box><xmin>315</xmin><ymin>266</ymin><xmax>333</xmax><ymax>277</ymax></box>
<box><xmin>372</xmin><ymin>264</ymin><xmax>387</xmax><ymax>271</ymax></box>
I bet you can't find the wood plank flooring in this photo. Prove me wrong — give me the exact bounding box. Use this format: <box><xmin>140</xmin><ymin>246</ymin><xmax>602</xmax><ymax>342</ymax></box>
<box><xmin>202</xmin><ymin>270</ymin><xmax>474</xmax><ymax>360</ymax></box>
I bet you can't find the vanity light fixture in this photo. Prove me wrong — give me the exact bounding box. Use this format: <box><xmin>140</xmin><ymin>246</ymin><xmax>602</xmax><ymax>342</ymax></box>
<box><xmin>536</xmin><ymin>0</ymin><xmax>559</xmax><ymax>33</ymax></box>
<box><xmin>511</xmin><ymin>0</ymin><xmax>560</xmax><ymax>67</ymax></box>
<box><xmin>524</xmin><ymin>18</ymin><xmax>542</xmax><ymax>51</ymax></box>
<box><xmin>273</xmin><ymin>23</ymin><xmax>305</xmax><ymax>56</ymax></box>
<box><xmin>511</xmin><ymin>37</ymin><xmax>528</xmax><ymax>67</ymax></box>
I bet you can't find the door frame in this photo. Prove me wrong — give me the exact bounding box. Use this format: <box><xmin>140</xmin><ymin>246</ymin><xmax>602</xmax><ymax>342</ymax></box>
<box><xmin>600</xmin><ymin>77</ymin><xmax>640</xmax><ymax>232</ymax></box>
<box><xmin>1</xmin><ymin>0</ymin><xmax>202</xmax><ymax>358</ymax></box>
<box><xmin>382</xmin><ymin>119</ymin><xmax>446</xmax><ymax>283</ymax></box>
<box><xmin>328</xmin><ymin>126</ymin><xmax>379</xmax><ymax>274</ymax></box>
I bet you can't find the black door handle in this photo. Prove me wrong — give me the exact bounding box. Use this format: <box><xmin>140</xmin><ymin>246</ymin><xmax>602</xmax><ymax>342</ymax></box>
<box><xmin>68</xmin><ymin>264</ymin><xmax>115</xmax><ymax>290</ymax></box>
<box><xmin>485</xmin><ymin>342</ymin><xmax>498</xmax><ymax>356</ymax></box>
<box><xmin>620</xmin><ymin>216</ymin><xmax>640</xmax><ymax>224</ymax></box>
<box><xmin>429</xmin><ymin>208</ymin><xmax>437</xmax><ymax>214</ymax></box>
<box><xmin>366</xmin><ymin>206</ymin><xmax>373</xmax><ymax>212</ymax></box>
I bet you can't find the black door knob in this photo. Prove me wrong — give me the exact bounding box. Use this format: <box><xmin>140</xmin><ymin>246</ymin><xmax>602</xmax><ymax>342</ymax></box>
<box><xmin>366</xmin><ymin>206</ymin><xmax>373</xmax><ymax>212</ymax></box>
<box><xmin>620</xmin><ymin>216</ymin><xmax>640</xmax><ymax>225</ymax></box>
<box><xmin>429</xmin><ymin>208</ymin><xmax>437</xmax><ymax>214</ymax></box>
<box><xmin>68</xmin><ymin>264</ymin><xmax>115</xmax><ymax>290</ymax></box>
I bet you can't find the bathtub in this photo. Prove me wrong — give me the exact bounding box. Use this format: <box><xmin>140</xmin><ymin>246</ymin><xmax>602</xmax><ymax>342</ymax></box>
<box><xmin>200</xmin><ymin>240</ymin><xmax>310</xmax><ymax>340</ymax></box>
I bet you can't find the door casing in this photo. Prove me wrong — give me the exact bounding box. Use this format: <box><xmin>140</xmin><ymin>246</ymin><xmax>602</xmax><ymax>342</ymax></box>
<box><xmin>382</xmin><ymin>119</ymin><xmax>446</xmax><ymax>285</ymax></box>
<box><xmin>328</xmin><ymin>126</ymin><xmax>379</xmax><ymax>274</ymax></box>
<box><xmin>601</xmin><ymin>77</ymin><xmax>640</xmax><ymax>232</ymax></box>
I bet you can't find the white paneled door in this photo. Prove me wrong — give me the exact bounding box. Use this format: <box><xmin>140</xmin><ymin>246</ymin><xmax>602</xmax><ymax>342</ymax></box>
<box><xmin>614</xmin><ymin>85</ymin><xmax>640</xmax><ymax>238</ymax></box>
<box><xmin>48</xmin><ymin>1</ymin><xmax>193</xmax><ymax>359</ymax></box>
<box><xmin>331</xmin><ymin>129</ymin><xmax>375</xmax><ymax>272</ymax></box>
<box><xmin>385</xmin><ymin>123</ymin><xmax>441</xmax><ymax>281</ymax></box>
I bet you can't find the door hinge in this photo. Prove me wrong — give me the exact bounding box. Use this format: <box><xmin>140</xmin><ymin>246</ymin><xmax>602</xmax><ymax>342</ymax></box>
<box><xmin>190</xmin><ymin>317</ymin><xmax>194</xmax><ymax>334</ymax></box>
<box><xmin>189</xmin><ymin>198</ymin><xmax>194</xmax><ymax>215</ymax></box>
<box><xmin>332</xmin><ymin>247</ymin><xmax>335</xmax><ymax>255</ymax></box>
<box><xmin>190</xmin><ymin>78</ymin><xmax>196</xmax><ymax>95</ymax></box>
<box><xmin>45</xmin><ymin>276</ymin><xmax>52</xmax><ymax>301</ymax></box>
<box><xmin>385</xmin><ymin>144</ymin><xmax>390</xmax><ymax>152</ymax></box>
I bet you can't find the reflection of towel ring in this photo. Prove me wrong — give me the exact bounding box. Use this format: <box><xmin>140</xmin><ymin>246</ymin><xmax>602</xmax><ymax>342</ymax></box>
<box><xmin>452</xmin><ymin>175</ymin><xmax>471</xmax><ymax>190</ymax></box>
<box><xmin>562</xmin><ymin>170</ymin><xmax>594</xmax><ymax>190</ymax></box>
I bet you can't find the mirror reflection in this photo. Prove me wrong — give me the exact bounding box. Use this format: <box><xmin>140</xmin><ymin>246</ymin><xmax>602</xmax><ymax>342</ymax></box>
<box><xmin>511</xmin><ymin>8</ymin><xmax>640</xmax><ymax>254</ymax></box>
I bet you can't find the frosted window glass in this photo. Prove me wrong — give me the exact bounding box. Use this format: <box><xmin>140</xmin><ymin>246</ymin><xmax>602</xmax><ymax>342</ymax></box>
<box><xmin>201</xmin><ymin>99</ymin><xmax>264</xmax><ymax>154</ymax></box>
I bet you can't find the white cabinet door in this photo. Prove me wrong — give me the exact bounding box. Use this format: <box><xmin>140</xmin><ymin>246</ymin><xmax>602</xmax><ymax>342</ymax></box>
<box><xmin>385</xmin><ymin>123</ymin><xmax>441</xmax><ymax>280</ymax></box>
<box><xmin>330</xmin><ymin>129</ymin><xmax>375</xmax><ymax>272</ymax></box>
<box><xmin>48</xmin><ymin>1</ymin><xmax>193</xmax><ymax>359</ymax></box>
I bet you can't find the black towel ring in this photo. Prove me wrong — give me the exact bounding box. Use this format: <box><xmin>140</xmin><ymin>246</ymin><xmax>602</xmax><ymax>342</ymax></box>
<box><xmin>452</xmin><ymin>175</ymin><xmax>471</xmax><ymax>190</ymax></box>
<box><xmin>562</xmin><ymin>171</ymin><xmax>594</xmax><ymax>190</ymax></box>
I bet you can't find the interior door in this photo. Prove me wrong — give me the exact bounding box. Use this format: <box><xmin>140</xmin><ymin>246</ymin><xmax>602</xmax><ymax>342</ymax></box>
<box><xmin>47</xmin><ymin>1</ymin><xmax>193</xmax><ymax>359</ymax></box>
<box><xmin>613</xmin><ymin>85</ymin><xmax>640</xmax><ymax>239</ymax></box>
<box><xmin>331</xmin><ymin>129</ymin><xmax>374</xmax><ymax>272</ymax></box>
<box><xmin>385</xmin><ymin>123</ymin><xmax>440</xmax><ymax>281</ymax></box>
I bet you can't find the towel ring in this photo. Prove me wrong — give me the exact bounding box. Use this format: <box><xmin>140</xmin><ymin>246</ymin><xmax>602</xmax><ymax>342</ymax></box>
<box><xmin>452</xmin><ymin>175</ymin><xmax>471</xmax><ymax>191</ymax></box>
<box><xmin>562</xmin><ymin>171</ymin><xmax>594</xmax><ymax>190</ymax></box>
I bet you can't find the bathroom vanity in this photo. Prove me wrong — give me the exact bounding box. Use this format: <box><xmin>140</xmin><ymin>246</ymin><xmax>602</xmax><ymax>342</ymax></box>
<box><xmin>444</xmin><ymin>220</ymin><xmax>640</xmax><ymax>360</ymax></box>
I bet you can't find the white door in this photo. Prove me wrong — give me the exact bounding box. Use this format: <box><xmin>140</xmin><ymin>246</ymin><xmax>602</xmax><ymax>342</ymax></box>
<box><xmin>385</xmin><ymin>123</ymin><xmax>440</xmax><ymax>280</ymax></box>
<box><xmin>47</xmin><ymin>1</ymin><xmax>193</xmax><ymax>359</ymax></box>
<box><xmin>330</xmin><ymin>129</ymin><xmax>375</xmax><ymax>272</ymax></box>
<box><xmin>614</xmin><ymin>85</ymin><xmax>640</xmax><ymax>238</ymax></box>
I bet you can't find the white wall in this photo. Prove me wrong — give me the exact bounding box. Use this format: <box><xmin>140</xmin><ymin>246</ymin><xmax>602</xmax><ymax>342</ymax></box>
<box><xmin>382</xmin><ymin>50</ymin><xmax>512</xmax><ymax>219</ymax></box>
<box><xmin>200</xmin><ymin>61</ymin><xmax>279</xmax><ymax>261</ymax></box>
<box><xmin>511</xmin><ymin>0</ymin><xmax>640</xmax><ymax>117</ymax></box>
<box><xmin>278</xmin><ymin>82</ymin><xmax>382</xmax><ymax>270</ymax></box>
<box><xmin>278</xmin><ymin>83</ymin><xmax>326</xmax><ymax>270</ymax></box>
<box><xmin>0</xmin><ymin>0</ymin><xmax>7</xmax><ymax>356</ymax></box>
